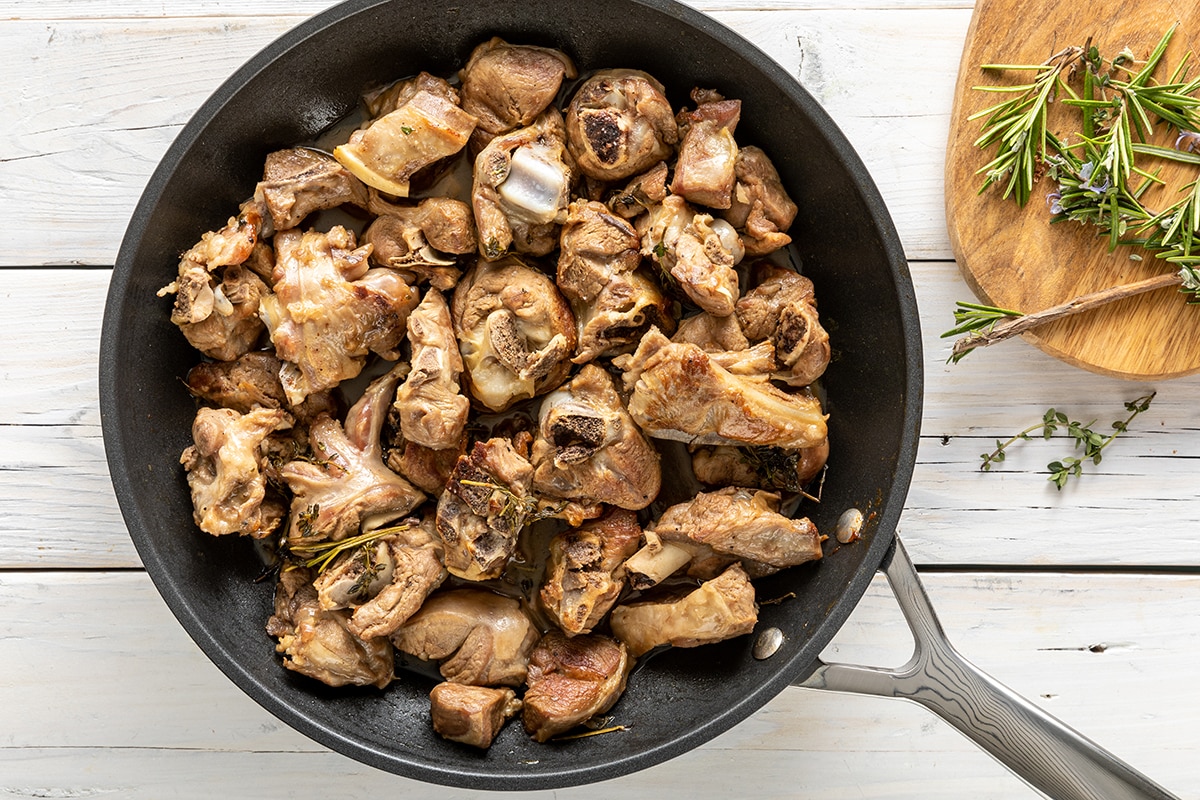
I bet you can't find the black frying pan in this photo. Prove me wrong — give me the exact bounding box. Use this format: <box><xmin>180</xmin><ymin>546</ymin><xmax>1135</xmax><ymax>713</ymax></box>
<box><xmin>98</xmin><ymin>1</ymin><xmax>1176</xmax><ymax>795</ymax></box>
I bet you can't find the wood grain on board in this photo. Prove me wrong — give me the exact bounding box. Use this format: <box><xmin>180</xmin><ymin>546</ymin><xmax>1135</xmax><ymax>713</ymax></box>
<box><xmin>946</xmin><ymin>0</ymin><xmax>1200</xmax><ymax>380</ymax></box>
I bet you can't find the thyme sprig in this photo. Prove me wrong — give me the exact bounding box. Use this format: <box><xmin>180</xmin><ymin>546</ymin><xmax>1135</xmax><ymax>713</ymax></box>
<box><xmin>979</xmin><ymin>393</ymin><xmax>1154</xmax><ymax>489</ymax></box>
<box><xmin>285</xmin><ymin>520</ymin><xmax>412</xmax><ymax>574</ymax></box>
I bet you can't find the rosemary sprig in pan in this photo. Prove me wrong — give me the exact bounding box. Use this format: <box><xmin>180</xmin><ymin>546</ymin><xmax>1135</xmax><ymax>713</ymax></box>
<box><xmin>948</xmin><ymin>26</ymin><xmax>1200</xmax><ymax>361</ymax></box>
<box><xmin>979</xmin><ymin>393</ymin><xmax>1154</xmax><ymax>489</ymax></box>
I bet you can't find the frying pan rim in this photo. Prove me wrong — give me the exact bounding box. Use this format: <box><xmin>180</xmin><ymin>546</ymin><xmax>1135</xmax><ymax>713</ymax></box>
<box><xmin>99</xmin><ymin>0</ymin><xmax>923</xmax><ymax>788</ymax></box>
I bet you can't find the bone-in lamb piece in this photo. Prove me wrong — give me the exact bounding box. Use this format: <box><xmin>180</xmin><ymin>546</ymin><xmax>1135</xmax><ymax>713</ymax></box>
<box><xmin>691</xmin><ymin>442</ymin><xmax>829</xmax><ymax>493</ymax></box>
<box><xmin>721</xmin><ymin>146</ymin><xmax>798</xmax><ymax>256</ymax></box>
<box><xmin>334</xmin><ymin>89</ymin><xmax>477</xmax><ymax>197</ymax></box>
<box><xmin>430</xmin><ymin>683</ymin><xmax>522</xmax><ymax>749</ymax></box>
<box><xmin>436</xmin><ymin>437</ymin><xmax>535</xmax><ymax>581</ymax></box>
<box><xmin>735</xmin><ymin>263</ymin><xmax>831</xmax><ymax>387</ymax></box>
<box><xmin>393</xmin><ymin>288</ymin><xmax>470</xmax><ymax>450</ymax></box>
<box><xmin>313</xmin><ymin>516</ymin><xmax>448</xmax><ymax>640</ymax></box>
<box><xmin>670</xmin><ymin>89</ymin><xmax>741</xmax><ymax>210</ymax></box>
<box><xmin>522</xmin><ymin>632</ymin><xmax>632</xmax><ymax>742</ymax></box>
<box><xmin>530</xmin><ymin>364</ymin><xmax>661</xmax><ymax>511</ymax></box>
<box><xmin>615</xmin><ymin>327</ymin><xmax>827</xmax><ymax>449</ymax></box>
<box><xmin>472</xmin><ymin>110</ymin><xmax>573</xmax><ymax>259</ymax></box>
<box><xmin>258</xmin><ymin>226</ymin><xmax>419</xmax><ymax>405</ymax></box>
<box><xmin>565</xmin><ymin>69</ymin><xmax>677</xmax><ymax>181</ymax></box>
<box><xmin>278</xmin><ymin>365</ymin><xmax>425</xmax><ymax>545</ymax></box>
<box><xmin>458</xmin><ymin>38</ymin><xmax>576</xmax><ymax>150</ymax></box>
<box><xmin>363</xmin><ymin>71</ymin><xmax>461</xmax><ymax>119</ymax></box>
<box><xmin>540</xmin><ymin>508</ymin><xmax>643</xmax><ymax>636</ymax></box>
<box><xmin>610</xmin><ymin>562</ymin><xmax>758</xmax><ymax>657</ymax></box>
<box><xmin>650</xmin><ymin>486</ymin><xmax>823</xmax><ymax>576</ymax></box>
<box><xmin>180</xmin><ymin>406</ymin><xmax>292</xmax><ymax>538</ymax></box>
<box><xmin>257</xmin><ymin>147</ymin><xmax>368</xmax><ymax>232</ymax></box>
<box><xmin>557</xmin><ymin>199</ymin><xmax>673</xmax><ymax>363</ymax></box>
<box><xmin>638</xmin><ymin>195</ymin><xmax>744</xmax><ymax>317</ymax></box>
<box><xmin>452</xmin><ymin>256</ymin><xmax>576</xmax><ymax>413</ymax></box>
<box><xmin>390</xmin><ymin>588</ymin><xmax>539</xmax><ymax>687</ymax></box>
<box><xmin>185</xmin><ymin>352</ymin><xmax>290</xmax><ymax>413</ymax></box>
<box><xmin>266</xmin><ymin>567</ymin><xmax>393</xmax><ymax>689</ymax></box>
<box><xmin>176</xmin><ymin>265</ymin><xmax>269</xmax><ymax>361</ymax></box>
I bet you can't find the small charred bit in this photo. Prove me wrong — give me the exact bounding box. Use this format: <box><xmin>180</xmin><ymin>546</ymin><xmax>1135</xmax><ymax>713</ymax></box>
<box><xmin>334</xmin><ymin>89</ymin><xmax>477</xmax><ymax>197</ymax></box>
<box><xmin>452</xmin><ymin>256</ymin><xmax>576</xmax><ymax>413</ymax></box>
<box><xmin>265</xmin><ymin>567</ymin><xmax>394</xmax><ymax>689</ymax></box>
<box><xmin>557</xmin><ymin>199</ymin><xmax>673</xmax><ymax>363</ymax></box>
<box><xmin>390</xmin><ymin>588</ymin><xmax>540</xmax><ymax>686</ymax></box>
<box><xmin>614</xmin><ymin>327</ymin><xmax>827</xmax><ymax>449</ymax></box>
<box><xmin>650</xmin><ymin>486</ymin><xmax>823</xmax><ymax>577</ymax></box>
<box><xmin>721</xmin><ymin>146</ymin><xmax>798</xmax><ymax>256</ymax></box>
<box><xmin>258</xmin><ymin>226</ymin><xmax>419</xmax><ymax>405</ymax></box>
<box><xmin>181</xmin><ymin>406</ymin><xmax>292</xmax><ymax>538</ymax></box>
<box><xmin>278</xmin><ymin>365</ymin><xmax>425</xmax><ymax>545</ymax></box>
<box><xmin>565</xmin><ymin>69</ymin><xmax>678</xmax><ymax>181</ymax></box>
<box><xmin>430</xmin><ymin>682</ymin><xmax>522</xmax><ymax>748</ymax></box>
<box><xmin>607</xmin><ymin>161</ymin><xmax>669</xmax><ymax>219</ymax></box>
<box><xmin>436</xmin><ymin>438</ymin><xmax>535</xmax><ymax>581</ymax></box>
<box><xmin>530</xmin><ymin>364</ymin><xmax>661</xmax><ymax>511</ymax></box>
<box><xmin>522</xmin><ymin>631</ymin><xmax>632</xmax><ymax>742</ymax></box>
<box><xmin>611</xmin><ymin>562</ymin><xmax>758</xmax><ymax>657</ymax></box>
<box><xmin>458</xmin><ymin>38</ymin><xmax>577</xmax><ymax>151</ymax></box>
<box><xmin>257</xmin><ymin>147</ymin><xmax>369</xmax><ymax>232</ymax></box>
<box><xmin>471</xmin><ymin>110</ymin><xmax>573</xmax><ymax>259</ymax></box>
<box><xmin>736</xmin><ymin>263</ymin><xmax>831</xmax><ymax>387</ymax></box>
<box><xmin>394</xmin><ymin>288</ymin><xmax>470</xmax><ymax>450</ymax></box>
<box><xmin>312</xmin><ymin>516</ymin><xmax>447</xmax><ymax>640</ymax></box>
<box><xmin>670</xmin><ymin>90</ymin><xmax>741</xmax><ymax>210</ymax></box>
<box><xmin>540</xmin><ymin>508</ymin><xmax>643</xmax><ymax>636</ymax></box>
<box><xmin>638</xmin><ymin>194</ymin><xmax>744</xmax><ymax>317</ymax></box>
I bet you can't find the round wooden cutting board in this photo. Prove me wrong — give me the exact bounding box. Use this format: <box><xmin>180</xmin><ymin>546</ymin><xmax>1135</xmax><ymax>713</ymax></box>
<box><xmin>945</xmin><ymin>0</ymin><xmax>1200</xmax><ymax>379</ymax></box>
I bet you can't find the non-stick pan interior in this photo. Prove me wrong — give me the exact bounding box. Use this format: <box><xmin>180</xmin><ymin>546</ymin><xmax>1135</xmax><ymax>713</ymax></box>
<box><xmin>100</xmin><ymin>0</ymin><xmax>921</xmax><ymax>788</ymax></box>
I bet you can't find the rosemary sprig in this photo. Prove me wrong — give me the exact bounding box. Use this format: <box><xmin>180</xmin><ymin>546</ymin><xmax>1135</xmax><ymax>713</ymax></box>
<box><xmin>971</xmin><ymin>46</ymin><xmax>1083</xmax><ymax>206</ymax></box>
<box><xmin>979</xmin><ymin>393</ymin><xmax>1154</xmax><ymax>489</ymax></box>
<box><xmin>948</xmin><ymin>27</ymin><xmax>1200</xmax><ymax>360</ymax></box>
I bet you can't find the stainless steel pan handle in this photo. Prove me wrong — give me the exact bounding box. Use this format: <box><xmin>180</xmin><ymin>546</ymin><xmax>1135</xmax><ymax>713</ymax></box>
<box><xmin>794</xmin><ymin>538</ymin><xmax>1178</xmax><ymax>800</ymax></box>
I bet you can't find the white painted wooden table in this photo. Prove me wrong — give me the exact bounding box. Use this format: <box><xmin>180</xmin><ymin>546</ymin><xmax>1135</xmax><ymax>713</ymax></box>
<box><xmin>2</xmin><ymin>1</ymin><xmax>1197</xmax><ymax>797</ymax></box>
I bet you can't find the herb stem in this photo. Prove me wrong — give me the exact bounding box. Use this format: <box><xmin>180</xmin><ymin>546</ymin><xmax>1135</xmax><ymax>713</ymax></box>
<box><xmin>950</xmin><ymin>272</ymin><xmax>1183</xmax><ymax>361</ymax></box>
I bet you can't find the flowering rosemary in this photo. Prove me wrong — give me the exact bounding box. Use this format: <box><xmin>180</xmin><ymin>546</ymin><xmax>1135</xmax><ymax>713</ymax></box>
<box><xmin>949</xmin><ymin>26</ymin><xmax>1200</xmax><ymax>360</ymax></box>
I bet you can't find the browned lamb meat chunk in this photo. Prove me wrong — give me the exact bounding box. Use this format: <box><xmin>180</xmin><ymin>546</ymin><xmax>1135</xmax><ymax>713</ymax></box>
<box><xmin>430</xmin><ymin>682</ymin><xmax>522</xmax><ymax>748</ymax></box>
<box><xmin>265</xmin><ymin>567</ymin><xmax>393</xmax><ymax>689</ymax></box>
<box><xmin>257</xmin><ymin>147</ymin><xmax>368</xmax><ymax>231</ymax></box>
<box><xmin>180</xmin><ymin>406</ymin><xmax>292</xmax><ymax>538</ymax></box>
<box><xmin>436</xmin><ymin>438</ymin><xmax>535</xmax><ymax>581</ymax></box>
<box><xmin>390</xmin><ymin>588</ymin><xmax>539</xmax><ymax>686</ymax></box>
<box><xmin>458</xmin><ymin>38</ymin><xmax>576</xmax><ymax>150</ymax></box>
<box><xmin>393</xmin><ymin>288</ymin><xmax>470</xmax><ymax>451</ymax></box>
<box><xmin>540</xmin><ymin>508</ymin><xmax>643</xmax><ymax>636</ymax></box>
<box><xmin>278</xmin><ymin>365</ymin><xmax>425</xmax><ymax>545</ymax></box>
<box><xmin>721</xmin><ymin>146</ymin><xmax>798</xmax><ymax>256</ymax></box>
<box><xmin>638</xmin><ymin>195</ymin><xmax>744</xmax><ymax>317</ymax></box>
<box><xmin>735</xmin><ymin>263</ymin><xmax>831</xmax><ymax>387</ymax></box>
<box><xmin>522</xmin><ymin>631</ymin><xmax>631</xmax><ymax>742</ymax></box>
<box><xmin>650</xmin><ymin>486</ymin><xmax>823</xmax><ymax>577</ymax></box>
<box><xmin>670</xmin><ymin>89</ymin><xmax>741</xmax><ymax>209</ymax></box>
<box><xmin>531</xmin><ymin>364</ymin><xmax>661</xmax><ymax>511</ymax></box>
<box><xmin>610</xmin><ymin>563</ymin><xmax>758</xmax><ymax>657</ymax></box>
